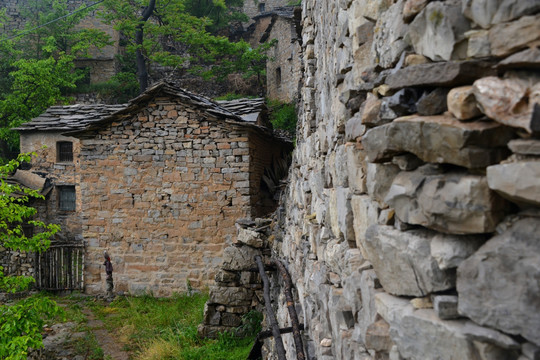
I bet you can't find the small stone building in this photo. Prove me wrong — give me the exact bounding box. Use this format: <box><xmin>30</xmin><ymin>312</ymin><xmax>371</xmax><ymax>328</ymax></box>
<box><xmin>15</xmin><ymin>82</ymin><xmax>291</xmax><ymax>296</ymax></box>
<box><xmin>248</xmin><ymin>7</ymin><xmax>303</xmax><ymax>102</ymax></box>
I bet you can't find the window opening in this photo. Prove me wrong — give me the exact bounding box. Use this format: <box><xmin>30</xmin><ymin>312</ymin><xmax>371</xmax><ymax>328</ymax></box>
<box><xmin>58</xmin><ymin>186</ymin><xmax>76</xmax><ymax>211</ymax></box>
<box><xmin>57</xmin><ymin>141</ymin><xmax>73</xmax><ymax>162</ymax></box>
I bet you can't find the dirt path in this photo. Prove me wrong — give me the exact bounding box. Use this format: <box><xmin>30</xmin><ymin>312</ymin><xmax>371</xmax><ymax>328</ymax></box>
<box><xmin>82</xmin><ymin>308</ymin><xmax>130</xmax><ymax>360</ymax></box>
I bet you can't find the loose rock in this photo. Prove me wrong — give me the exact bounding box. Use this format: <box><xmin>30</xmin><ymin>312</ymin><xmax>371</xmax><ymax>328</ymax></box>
<box><xmin>457</xmin><ymin>218</ymin><xmax>540</xmax><ymax>346</ymax></box>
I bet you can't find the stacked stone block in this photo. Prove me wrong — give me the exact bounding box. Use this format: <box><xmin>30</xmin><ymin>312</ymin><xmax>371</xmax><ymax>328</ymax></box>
<box><xmin>198</xmin><ymin>219</ymin><xmax>272</xmax><ymax>338</ymax></box>
<box><xmin>272</xmin><ymin>0</ymin><xmax>540</xmax><ymax>359</ymax></box>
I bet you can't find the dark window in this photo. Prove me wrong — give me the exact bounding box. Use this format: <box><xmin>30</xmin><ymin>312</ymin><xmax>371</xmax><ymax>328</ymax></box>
<box><xmin>22</xmin><ymin>224</ymin><xmax>34</xmax><ymax>238</ymax></box>
<box><xmin>259</xmin><ymin>2</ymin><xmax>265</xmax><ymax>12</ymax></box>
<box><xmin>57</xmin><ymin>141</ymin><xmax>73</xmax><ymax>162</ymax></box>
<box><xmin>276</xmin><ymin>67</ymin><xmax>282</xmax><ymax>87</ymax></box>
<box><xmin>58</xmin><ymin>186</ymin><xmax>76</xmax><ymax>211</ymax></box>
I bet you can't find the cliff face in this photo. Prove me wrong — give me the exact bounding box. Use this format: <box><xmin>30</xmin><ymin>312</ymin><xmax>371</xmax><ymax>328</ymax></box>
<box><xmin>274</xmin><ymin>0</ymin><xmax>540</xmax><ymax>359</ymax></box>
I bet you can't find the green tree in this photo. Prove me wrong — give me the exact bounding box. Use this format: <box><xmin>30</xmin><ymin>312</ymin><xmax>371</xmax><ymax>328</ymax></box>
<box><xmin>0</xmin><ymin>0</ymin><xmax>111</xmax><ymax>158</ymax></box>
<box><xmin>100</xmin><ymin>0</ymin><xmax>271</xmax><ymax>91</ymax></box>
<box><xmin>0</xmin><ymin>153</ymin><xmax>61</xmax><ymax>359</ymax></box>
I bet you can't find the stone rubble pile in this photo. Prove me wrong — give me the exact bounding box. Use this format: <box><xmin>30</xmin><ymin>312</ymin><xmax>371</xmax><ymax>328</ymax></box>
<box><xmin>269</xmin><ymin>0</ymin><xmax>540</xmax><ymax>359</ymax></box>
<box><xmin>198</xmin><ymin>218</ymin><xmax>273</xmax><ymax>338</ymax></box>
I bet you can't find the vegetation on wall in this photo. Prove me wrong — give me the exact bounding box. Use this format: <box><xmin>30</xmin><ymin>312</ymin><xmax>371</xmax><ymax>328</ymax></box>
<box><xmin>0</xmin><ymin>154</ymin><xmax>61</xmax><ymax>359</ymax></box>
<box><xmin>268</xmin><ymin>99</ymin><xmax>298</xmax><ymax>137</ymax></box>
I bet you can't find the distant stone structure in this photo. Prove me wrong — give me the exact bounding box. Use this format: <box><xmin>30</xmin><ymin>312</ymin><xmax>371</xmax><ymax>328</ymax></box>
<box><xmin>242</xmin><ymin>0</ymin><xmax>291</xmax><ymax>27</ymax></box>
<box><xmin>249</xmin><ymin>7</ymin><xmax>302</xmax><ymax>103</ymax></box>
<box><xmin>1</xmin><ymin>0</ymin><xmax>120</xmax><ymax>84</ymax></box>
<box><xmin>14</xmin><ymin>82</ymin><xmax>292</xmax><ymax>296</ymax></box>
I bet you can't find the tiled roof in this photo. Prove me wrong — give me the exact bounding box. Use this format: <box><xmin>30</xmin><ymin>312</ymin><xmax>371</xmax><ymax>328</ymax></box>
<box><xmin>13</xmin><ymin>104</ymin><xmax>127</xmax><ymax>132</ymax></box>
<box><xmin>216</xmin><ymin>98</ymin><xmax>266</xmax><ymax>123</ymax></box>
<box><xmin>13</xmin><ymin>81</ymin><xmax>245</xmax><ymax>133</ymax></box>
<box><xmin>253</xmin><ymin>6</ymin><xmax>296</xmax><ymax>20</ymax></box>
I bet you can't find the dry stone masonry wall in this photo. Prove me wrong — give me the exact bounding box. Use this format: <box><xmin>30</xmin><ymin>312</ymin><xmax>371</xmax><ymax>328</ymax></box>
<box><xmin>271</xmin><ymin>0</ymin><xmax>540</xmax><ymax>359</ymax></box>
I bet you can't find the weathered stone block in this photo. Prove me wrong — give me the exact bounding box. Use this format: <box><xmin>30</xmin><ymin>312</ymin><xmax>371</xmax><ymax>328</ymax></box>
<box><xmin>208</xmin><ymin>286</ymin><xmax>253</xmax><ymax>306</ymax></box>
<box><xmin>432</xmin><ymin>295</ymin><xmax>459</xmax><ymax>320</ymax></box>
<box><xmin>385</xmin><ymin>165</ymin><xmax>507</xmax><ymax>234</ymax></box>
<box><xmin>487</xmin><ymin>161</ymin><xmax>540</xmax><ymax>206</ymax></box>
<box><xmin>365</xmin><ymin>319</ymin><xmax>393</xmax><ymax>352</ymax></box>
<box><xmin>463</xmin><ymin>0</ymin><xmax>540</xmax><ymax>29</ymax></box>
<box><xmin>376</xmin><ymin>293</ymin><xmax>481</xmax><ymax>360</ymax></box>
<box><xmin>235</xmin><ymin>228</ymin><xmax>264</xmax><ymax>248</ymax></box>
<box><xmin>364</xmin><ymin>225</ymin><xmax>455</xmax><ymax>296</ymax></box>
<box><xmin>489</xmin><ymin>14</ymin><xmax>540</xmax><ymax>57</ymax></box>
<box><xmin>457</xmin><ymin>218</ymin><xmax>540</xmax><ymax>346</ymax></box>
<box><xmin>508</xmin><ymin>139</ymin><xmax>540</xmax><ymax>156</ymax></box>
<box><xmin>416</xmin><ymin>88</ymin><xmax>449</xmax><ymax>116</ymax></box>
<box><xmin>430</xmin><ymin>233</ymin><xmax>486</xmax><ymax>270</ymax></box>
<box><xmin>366</xmin><ymin>162</ymin><xmax>400</xmax><ymax>206</ymax></box>
<box><xmin>385</xmin><ymin>61</ymin><xmax>496</xmax><ymax>91</ymax></box>
<box><xmin>351</xmin><ymin>195</ymin><xmax>379</xmax><ymax>257</ymax></box>
<box><xmin>463</xmin><ymin>322</ymin><xmax>521</xmax><ymax>350</ymax></box>
<box><xmin>473</xmin><ymin>76</ymin><xmax>540</xmax><ymax>133</ymax></box>
<box><xmin>346</xmin><ymin>143</ymin><xmax>368</xmax><ymax>195</ymax></box>
<box><xmin>221</xmin><ymin>245</ymin><xmax>261</xmax><ymax>271</ymax></box>
<box><xmin>409</xmin><ymin>0</ymin><xmax>470</xmax><ymax>61</ymax></box>
<box><xmin>363</xmin><ymin>114</ymin><xmax>513</xmax><ymax>169</ymax></box>
<box><xmin>447</xmin><ymin>86</ymin><xmax>482</xmax><ymax>120</ymax></box>
<box><xmin>371</xmin><ymin>0</ymin><xmax>408</xmax><ymax>68</ymax></box>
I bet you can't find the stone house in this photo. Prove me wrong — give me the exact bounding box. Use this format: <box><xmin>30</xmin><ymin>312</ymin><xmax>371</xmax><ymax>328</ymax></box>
<box><xmin>242</xmin><ymin>0</ymin><xmax>291</xmax><ymax>26</ymax></box>
<box><xmin>248</xmin><ymin>7</ymin><xmax>303</xmax><ymax>102</ymax></box>
<box><xmin>14</xmin><ymin>82</ymin><xmax>292</xmax><ymax>296</ymax></box>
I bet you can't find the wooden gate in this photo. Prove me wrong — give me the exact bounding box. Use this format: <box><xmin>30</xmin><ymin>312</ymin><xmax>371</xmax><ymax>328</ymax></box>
<box><xmin>36</xmin><ymin>244</ymin><xmax>84</xmax><ymax>291</ymax></box>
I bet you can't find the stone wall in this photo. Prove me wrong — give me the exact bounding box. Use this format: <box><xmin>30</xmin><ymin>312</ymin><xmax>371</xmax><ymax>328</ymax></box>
<box><xmin>268</xmin><ymin>0</ymin><xmax>540</xmax><ymax>359</ymax></box>
<box><xmin>76</xmin><ymin>97</ymin><xmax>286</xmax><ymax>296</ymax></box>
<box><xmin>20</xmin><ymin>132</ymin><xmax>83</xmax><ymax>243</ymax></box>
<box><xmin>266</xmin><ymin>16</ymin><xmax>303</xmax><ymax>103</ymax></box>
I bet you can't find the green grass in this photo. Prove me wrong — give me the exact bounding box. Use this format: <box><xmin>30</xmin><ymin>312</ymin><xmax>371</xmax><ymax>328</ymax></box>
<box><xmin>91</xmin><ymin>293</ymin><xmax>256</xmax><ymax>360</ymax></box>
<box><xmin>51</xmin><ymin>294</ymin><xmax>104</xmax><ymax>359</ymax></box>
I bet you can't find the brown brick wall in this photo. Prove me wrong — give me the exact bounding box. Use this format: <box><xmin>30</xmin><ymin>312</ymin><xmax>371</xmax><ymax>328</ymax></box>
<box><xmin>78</xmin><ymin>99</ymin><xmax>254</xmax><ymax>296</ymax></box>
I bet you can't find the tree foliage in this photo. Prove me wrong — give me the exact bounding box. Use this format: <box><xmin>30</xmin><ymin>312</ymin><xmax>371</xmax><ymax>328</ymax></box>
<box><xmin>100</xmin><ymin>0</ymin><xmax>272</xmax><ymax>89</ymax></box>
<box><xmin>0</xmin><ymin>154</ymin><xmax>62</xmax><ymax>359</ymax></box>
<box><xmin>0</xmin><ymin>0</ymin><xmax>110</xmax><ymax>157</ymax></box>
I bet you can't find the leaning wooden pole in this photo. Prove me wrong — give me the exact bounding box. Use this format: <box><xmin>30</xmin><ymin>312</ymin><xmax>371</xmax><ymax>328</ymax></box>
<box><xmin>273</xmin><ymin>259</ymin><xmax>305</xmax><ymax>360</ymax></box>
<box><xmin>255</xmin><ymin>255</ymin><xmax>287</xmax><ymax>360</ymax></box>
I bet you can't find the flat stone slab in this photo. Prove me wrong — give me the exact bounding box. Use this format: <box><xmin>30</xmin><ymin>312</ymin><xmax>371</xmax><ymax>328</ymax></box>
<box><xmin>508</xmin><ymin>138</ymin><xmax>540</xmax><ymax>155</ymax></box>
<box><xmin>487</xmin><ymin>161</ymin><xmax>540</xmax><ymax>206</ymax></box>
<box><xmin>457</xmin><ymin>217</ymin><xmax>540</xmax><ymax>346</ymax></box>
<box><xmin>375</xmin><ymin>293</ymin><xmax>481</xmax><ymax>360</ymax></box>
<box><xmin>385</xmin><ymin>61</ymin><xmax>496</xmax><ymax>90</ymax></box>
<box><xmin>363</xmin><ymin>114</ymin><xmax>513</xmax><ymax>168</ymax></box>
<box><xmin>385</xmin><ymin>164</ymin><xmax>508</xmax><ymax>234</ymax></box>
<box><xmin>364</xmin><ymin>225</ymin><xmax>455</xmax><ymax>297</ymax></box>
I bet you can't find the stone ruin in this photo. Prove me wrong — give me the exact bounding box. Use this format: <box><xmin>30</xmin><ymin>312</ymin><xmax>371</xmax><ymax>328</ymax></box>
<box><xmin>201</xmin><ymin>0</ymin><xmax>540</xmax><ymax>359</ymax></box>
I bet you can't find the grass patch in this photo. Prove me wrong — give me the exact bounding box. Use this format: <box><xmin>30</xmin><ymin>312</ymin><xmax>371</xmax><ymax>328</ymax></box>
<box><xmin>92</xmin><ymin>293</ymin><xmax>256</xmax><ymax>360</ymax></box>
<box><xmin>51</xmin><ymin>294</ymin><xmax>104</xmax><ymax>359</ymax></box>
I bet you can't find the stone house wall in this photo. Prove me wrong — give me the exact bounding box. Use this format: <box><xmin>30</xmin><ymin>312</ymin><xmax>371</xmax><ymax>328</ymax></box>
<box><xmin>263</xmin><ymin>0</ymin><xmax>540</xmax><ymax>359</ymax></box>
<box><xmin>243</xmin><ymin>0</ymin><xmax>291</xmax><ymax>25</ymax></box>
<box><xmin>266</xmin><ymin>16</ymin><xmax>303</xmax><ymax>103</ymax></box>
<box><xmin>19</xmin><ymin>132</ymin><xmax>83</xmax><ymax>243</ymax></box>
<box><xmin>75</xmin><ymin>96</ymin><xmax>286</xmax><ymax>296</ymax></box>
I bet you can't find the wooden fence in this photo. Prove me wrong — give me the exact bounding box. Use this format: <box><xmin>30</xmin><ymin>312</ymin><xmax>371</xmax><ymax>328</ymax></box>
<box><xmin>36</xmin><ymin>244</ymin><xmax>84</xmax><ymax>291</ymax></box>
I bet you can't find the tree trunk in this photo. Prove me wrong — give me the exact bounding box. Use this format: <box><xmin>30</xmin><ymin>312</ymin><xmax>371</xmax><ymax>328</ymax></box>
<box><xmin>135</xmin><ymin>0</ymin><xmax>157</xmax><ymax>93</ymax></box>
